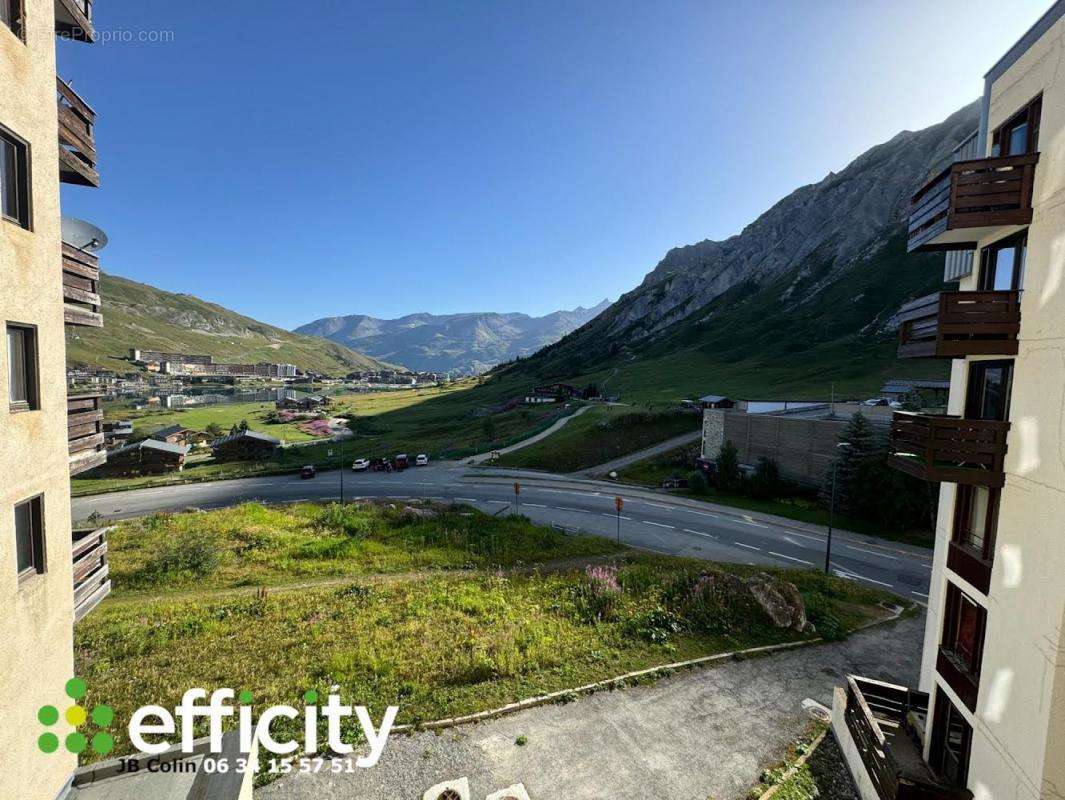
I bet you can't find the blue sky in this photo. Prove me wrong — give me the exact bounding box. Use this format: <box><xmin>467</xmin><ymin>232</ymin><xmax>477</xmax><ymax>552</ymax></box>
<box><xmin>58</xmin><ymin>0</ymin><xmax>1051</xmax><ymax>329</ymax></box>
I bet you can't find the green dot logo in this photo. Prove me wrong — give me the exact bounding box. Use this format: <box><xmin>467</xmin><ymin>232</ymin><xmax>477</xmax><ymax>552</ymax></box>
<box><xmin>37</xmin><ymin>677</ymin><xmax>115</xmax><ymax>756</ymax></box>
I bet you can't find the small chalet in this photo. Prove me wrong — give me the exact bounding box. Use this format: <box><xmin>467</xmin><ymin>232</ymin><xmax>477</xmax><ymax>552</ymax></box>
<box><xmin>98</xmin><ymin>439</ymin><xmax>190</xmax><ymax>477</ymax></box>
<box><xmin>212</xmin><ymin>430</ymin><xmax>282</xmax><ymax>461</ymax></box>
<box><xmin>149</xmin><ymin>424</ymin><xmax>194</xmax><ymax>445</ymax></box>
<box><xmin>532</xmin><ymin>383</ymin><xmax>580</xmax><ymax>400</ymax></box>
<box><xmin>698</xmin><ymin>394</ymin><xmax>736</xmax><ymax>410</ymax></box>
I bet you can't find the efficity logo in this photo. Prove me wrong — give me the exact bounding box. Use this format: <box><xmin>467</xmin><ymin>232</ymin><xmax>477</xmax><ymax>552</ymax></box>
<box><xmin>37</xmin><ymin>678</ymin><xmax>115</xmax><ymax>756</ymax></box>
<box><xmin>35</xmin><ymin>677</ymin><xmax>398</xmax><ymax>768</ymax></box>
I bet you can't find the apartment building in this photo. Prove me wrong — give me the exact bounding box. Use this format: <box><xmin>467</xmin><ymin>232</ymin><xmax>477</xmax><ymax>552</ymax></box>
<box><xmin>1</xmin><ymin>1</ymin><xmax>110</xmax><ymax>799</ymax></box>
<box><xmin>835</xmin><ymin>5</ymin><xmax>1065</xmax><ymax>800</ymax></box>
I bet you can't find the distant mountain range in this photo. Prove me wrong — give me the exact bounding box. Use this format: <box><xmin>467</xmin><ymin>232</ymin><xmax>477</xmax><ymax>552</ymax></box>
<box><xmin>294</xmin><ymin>300</ymin><xmax>612</xmax><ymax>374</ymax></box>
<box><xmin>66</xmin><ymin>274</ymin><xmax>392</xmax><ymax>374</ymax></box>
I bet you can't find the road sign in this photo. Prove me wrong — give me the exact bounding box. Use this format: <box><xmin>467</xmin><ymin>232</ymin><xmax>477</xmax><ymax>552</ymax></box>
<box><xmin>615</xmin><ymin>496</ymin><xmax>624</xmax><ymax>512</ymax></box>
<box><xmin>514</xmin><ymin>482</ymin><xmax>521</xmax><ymax>496</ymax></box>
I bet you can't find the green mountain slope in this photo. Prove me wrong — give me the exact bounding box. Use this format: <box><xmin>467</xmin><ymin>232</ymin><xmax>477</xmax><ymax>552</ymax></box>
<box><xmin>66</xmin><ymin>273</ymin><xmax>391</xmax><ymax>375</ymax></box>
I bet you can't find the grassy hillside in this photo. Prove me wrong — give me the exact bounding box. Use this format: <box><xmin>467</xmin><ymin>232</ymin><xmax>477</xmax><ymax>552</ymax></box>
<box><xmin>66</xmin><ymin>273</ymin><xmax>391</xmax><ymax>374</ymax></box>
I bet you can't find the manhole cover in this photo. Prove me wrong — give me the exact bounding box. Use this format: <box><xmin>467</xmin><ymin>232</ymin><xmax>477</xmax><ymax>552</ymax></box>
<box><xmin>437</xmin><ymin>791</ymin><xmax>461</xmax><ymax>800</ymax></box>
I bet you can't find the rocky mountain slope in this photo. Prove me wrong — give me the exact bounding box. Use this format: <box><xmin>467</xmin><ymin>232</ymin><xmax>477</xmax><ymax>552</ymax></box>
<box><xmin>295</xmin><ymin>300</ymin><xmax>611</xmax><ymax>374</ymax></box>
<box><xmin>66</xmin><ymin>273</ymin><xmax>391</xmax><ymax>374</ymax></box>
<box><xmin>490</xmin><ymin>102</ymin><xmax>979</xmax><ymax>401</ymax></box>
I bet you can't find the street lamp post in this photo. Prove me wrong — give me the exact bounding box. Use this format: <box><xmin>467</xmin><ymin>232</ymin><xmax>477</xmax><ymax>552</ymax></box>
<box><xmin>824</xmin><ymin>441</ymin><xmax>852</xmax><ymax>575</ymax></box>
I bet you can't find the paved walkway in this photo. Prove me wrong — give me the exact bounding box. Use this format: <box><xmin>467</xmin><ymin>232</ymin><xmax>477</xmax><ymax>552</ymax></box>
<box><xmin>574</xmin><ymin>429</ymin><xmax>702</xmax><ymax>477</ymax></box>
<box><xmin>258</xmin><ymin>614</ymin><xmax>924</xmax><ymax>800</ymax></box>
<box><xmin>466</xmin><ymin>406</ymin><xmax>591</xmax><ymax>464</ymax></box>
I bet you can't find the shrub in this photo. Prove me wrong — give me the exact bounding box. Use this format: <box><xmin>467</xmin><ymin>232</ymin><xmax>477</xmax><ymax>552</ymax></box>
<box><xmin>145</xmin><ymin>531</ymin><xmax>221</xmax><ymax>579</ymax></box>
<box><xmin>687</xmin><ymin>470</ymin><xmax>710</xmax><ymax>495</ymax></box>
<box><xmin>624</xmin><ymin>607</ymin><xmax>682</xmax><ymax>644</ymax></box>
<box><xmin>717</xmin><ymin>440</ymin><xmax>741</xmax><ymax>491</ymax></box>
<box><xmin>575</xmin><ymin>565</ymin><xmax>622</xmax><ymax>622</ymax></box>
<box><xmin>749</xmin><ymin>457</ymin><xmax>782</xmax><ymax>500</ymax></box>
<box><xmin>663</xmin><ymin>570</ymin><xmax>770</xmax><ymax>636</ymax></box>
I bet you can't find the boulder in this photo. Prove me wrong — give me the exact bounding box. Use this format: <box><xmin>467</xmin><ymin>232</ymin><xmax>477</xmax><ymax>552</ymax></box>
<box><xmin>746</xmin><ymin>572</ymin><xmax>811</xmax><ymax>633</ymax></box>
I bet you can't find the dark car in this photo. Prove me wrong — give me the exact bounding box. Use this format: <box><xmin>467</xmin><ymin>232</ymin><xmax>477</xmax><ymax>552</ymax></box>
<box><xmin>300</xmin><ymin>465</ymin><xmax>317</xmax><ymax>479</ymax></box>
<box><xmin>369</xmin><ymin>458</ymin><xmax>393</xmax><ymax>473</ymax></box>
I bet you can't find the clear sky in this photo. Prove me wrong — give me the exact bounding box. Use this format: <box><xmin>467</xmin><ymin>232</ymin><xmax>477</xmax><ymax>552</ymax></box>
<box><xmin>58</xmin><ymin>0</ymin><xmax>1052</xmax><ymax>330</ymax></box>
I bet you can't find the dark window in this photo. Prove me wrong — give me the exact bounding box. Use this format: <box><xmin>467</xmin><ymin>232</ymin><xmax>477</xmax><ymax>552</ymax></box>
<box><xmin>929</xmin><ymin>688</ymin><xmax>972</xmax><ymax>788</ymax></box>
<box><xmin>6</xmin><ymin>324</ymin><xmax>38</xmax><ymax>411</ymax></box>
<box><xmin>991</xmin><ymin>95</ymin><xmax>1042</xmax><ymax>156</ymax></box>
<box><xmin>1</xmin><ymin>0</ymin><xmax>24</xmax><ymax>40</ymax></box>
<box><xmin>0</xmin><ymin>127</ymin><xmax>31</xmax><ymax>228</ymax></box>
<box><xmin>953</xmin><ymin>486</ymin><xmax>998</xmax><ymax>560</ymax></box>
<box><xmin>14</xmin><ymin>495</ymin><xmax>45</xmax><ymax>581</ymax></box>
<box><xmin>941</xmin><ymin>582</ymin><xmax>986</xmax><ymax>678</ymax></box>
<box><xmin>965</xmin><ymin>360</ymin><xmax>1013</xmax><ymax>422</ymax></box>
<box><xmin>978</xmin><ymin>233</ymin><xmax>1026</xmax><ymax>292</ymax></box>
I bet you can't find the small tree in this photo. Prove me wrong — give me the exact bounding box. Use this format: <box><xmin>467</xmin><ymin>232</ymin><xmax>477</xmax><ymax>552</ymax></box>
<box><xmin>205</xmin><ymin>422</ymin><xmax>224</xmax><ymax>438</ymax></box>
<box><xmin>716</xmin><ymin>440</ymin><xmax>741</xmax><ymax>492</ymax></box>
<box><xmin>482</xmin><ymin>415</ymin><xmax>497</xmax><ymax>443</ymax></box>
<box><xmin>749</xmin><ymin>457</ymin><xmax>781</xmax><ymax>500</ymax></box>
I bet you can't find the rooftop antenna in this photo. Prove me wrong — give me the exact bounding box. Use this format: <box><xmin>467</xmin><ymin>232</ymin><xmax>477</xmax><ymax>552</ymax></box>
<box><xmin>61</xmin><ymin>216</ymin><xmax>109</xmax><ymax>254</ymax></box>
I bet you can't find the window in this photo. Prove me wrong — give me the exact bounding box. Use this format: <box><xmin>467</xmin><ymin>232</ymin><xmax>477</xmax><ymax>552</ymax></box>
<box><xmin>0</xmin><ymin>126</ymin><xmax>30</xmax><ymax>229</ymax></box>
<box><xmin>929</xmin><ymin>688</ymin><xmax>972</xmax><ymax>788</ymax></box>
<box><xmin>978</xmin><ymin>233</ymin><xmax>1026</xmax><ymax>292</ymax></box>
<box><xmin>1</xmin><ymin>0</ymin><xmax>24</xmax><ymax>40</ymax></box>
<box><xmin>953</xmin><ymin>486</ymin><xmax>998</xmax><ymax>561</ymax></box>
<box><xmin>991</xmin><ymin>95</ymin><xmax>1042</xmax><ymax>156</ymax></box>
<box><xmin>6</xmin><ymin>324</ymin><xmax>38</xmax><ymax>411</ymax></box>
<box><xmin>14</xmin><ymin>495</ymin><xmax>45</xmax><ymax>581</ymax></box>
<box><xmin>941</xmin><ymin>583</ymin><xmax>986</xmax><ymax>678</ymax></box>
<box><xmin>965</xmin><ymin>360</ymin><xmax>1013</xmax><ymax>422</ymax></box>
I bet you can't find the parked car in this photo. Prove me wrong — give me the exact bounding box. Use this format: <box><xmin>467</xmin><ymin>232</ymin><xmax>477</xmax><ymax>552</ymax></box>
<box><xmin>394</xmin><ymin>454</ymin><xmax>409</xmax><ymax>471</ymax></box>
<box><xmin>352</xmin><ymin>458</ymin><xmax>370</xmax><ymax>471</ymax></box>
<box><xmin>863</xmin><ymin>398</ymin><xmax>889</xmax><ymax>406</ymax></box>
<box><xmin>369</xmin><ymin>458</ymin><xmax>393</xmax><ymax>473</ymax></box>
<box><xmin>661</xmin><ymin>476</ymin><xmax>689</xmax><ymax>490</ymax></box>
<box><xmin>300</xmin><ymin>465</ymin><xmax>317</xmax><ymax>479</ymax></box>
<box><xmin>415</xmin><ymin>453</ymin><xmax>429</xmax><ymax>466</ymax></box>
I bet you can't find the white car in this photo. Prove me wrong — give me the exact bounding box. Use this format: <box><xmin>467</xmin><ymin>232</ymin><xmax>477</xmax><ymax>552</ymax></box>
<box><xmin>351</xmin><ymin>458</ymin><xmax>370</xmax><ymax>471</ymax></box>
<box><xmin>415</xmin><ymin>454</ymin><xmax>429</xmax><ymax>466</ymax></box>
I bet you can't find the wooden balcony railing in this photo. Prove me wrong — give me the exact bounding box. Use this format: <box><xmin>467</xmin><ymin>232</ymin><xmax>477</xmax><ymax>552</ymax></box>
<box><xmin>57</xmin><ymin>76</ymin><xmax>99</xmax><ymax>188</ymax></box>
<box><xmin>908</xmin><ymin>154</ymin><xmax>1039</xmax><ymax>253</ymax></box>
<box><xmin>888</xmin><ymin>412</ymin><xmax>1009</xmax><ymax>487</ymax></box>
<box><xmin>62</xmin><ymin>242</ymin><xmax>103</xmax><ymax>327</ymax></box>
<box><xmin>72</xmin><ymin>527</ymin><xmax>110</xmax><ymax>621</ymax></box>
<box><xmin>843</xmin><ymin>676</ymin><xmax>970</xmax><ymax>800</ymax></box>
<box><xmin>68</xmin><ymin>393</ymin><xmax>107</xmax><ymax>476</ymax></box>
<box><xmin>897</xmin><ymin>291</ymin><xmax>1020</xmax><ymax>358</ymax></box>
<box><xmin>54</xmin><ymin>0</ymin><xmax>95</xmax><ymax>42</ymax></box>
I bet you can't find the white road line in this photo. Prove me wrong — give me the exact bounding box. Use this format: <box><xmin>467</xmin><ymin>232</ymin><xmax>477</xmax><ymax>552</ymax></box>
<box><xmin>456</xmin><ymin>497</ymin><xmax>478</xmax><ymax>502</ymax></box>
<box><xmin>781</xmin><ymin>529</ymin><xmax>823</xmax><ymax>543</ymax></box>
<box><xmin>845</xmin><ymin>544</ymin><xmax>898</xmax><ymax>560</ymax></box>
<box><xmin>644</xmin><ymin>521</ymin><xmax>675</xmax><ymax>529</ymax></box>
<box><xmin>641</xmin><ymin>502</ymin><xmax>673</xmax><ymax>510</ymax></box>
<box><xmin>682</xmin><ymin>509</ymin><xmax>719</xmax><ymax>519</ymax></box>
<box><xmin>911</xmin><ymin>590</ymin><xmax>929</xmax><ymax>598</ymax></box>
<box><xmin>524</xmin><ymin>503</ymin><xmax>547</xmax><ymax>508</ymax></box>
<box><xmin>740</xmin><ymin>518</ymin><xmax>770</xmax><ymax>529</ymax></box>
<box><xmin>920</xmin><ymin>563</ymin><xmax>933</xmax><ymax>570</ymax></box>
<box><xmin>770</xmin><ymin>551</ymin><xmax>816</xmax><ymax>567</ymax></box>
<box><xmin>682</xmin><ymin>528</ymin><xmax>716</xmax><ymax>538</ymax></box>
<box><xmin>833</xmin><ymin>565</ymin><xmax>895</xmax><ymax>589</ymax></box>
<box><xmin>734</xmin><ymin>542</ymin><xmax>761</xmax><ymax>551</ymax></box>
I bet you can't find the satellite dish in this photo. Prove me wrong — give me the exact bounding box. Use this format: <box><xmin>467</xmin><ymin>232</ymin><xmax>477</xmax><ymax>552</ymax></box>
<box><xmin>61</xmin><ymin>216</ymin><xmax>109</xmax><ymax>252</ymax></box>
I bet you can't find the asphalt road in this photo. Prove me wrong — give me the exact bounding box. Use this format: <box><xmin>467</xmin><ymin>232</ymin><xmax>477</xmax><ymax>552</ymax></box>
<box><xmin>71</xmin><ymin>465</ymin><xmax>932</xmax><ymax>601</ymax></box>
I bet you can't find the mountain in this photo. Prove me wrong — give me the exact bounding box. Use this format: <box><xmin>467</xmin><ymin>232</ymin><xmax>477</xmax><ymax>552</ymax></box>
<box><xmin>66</xmin><ymin>273</ymin><xmax>392</xmax><ymax>375</ymax></box>
<box><xmin>294</xmin><ymin>300</ymin><xmax>612</xmax><ymax>374</ymax></box>
<box><xmin>487</xmin><ymin>102</ymin><xmax>980</xmax><ymax>401</ymax></box>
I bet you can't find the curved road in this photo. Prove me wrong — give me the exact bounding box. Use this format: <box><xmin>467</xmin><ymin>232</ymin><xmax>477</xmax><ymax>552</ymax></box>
<box><xmin>71</xmin><ymin>465</ymin><xmax>932</xmax><ymax>601</ymax></box>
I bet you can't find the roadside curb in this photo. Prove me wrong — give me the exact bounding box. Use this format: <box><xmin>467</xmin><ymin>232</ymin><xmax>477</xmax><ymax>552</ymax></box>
<box><xmin>391</xmin><ymin>603</ymin><xmax>907</xmax><ymax>736</ymax></box>
<box><xmin>756</xmin><ymin>727</ymin><xmax>829</xmax><ymax>800</ymax></box>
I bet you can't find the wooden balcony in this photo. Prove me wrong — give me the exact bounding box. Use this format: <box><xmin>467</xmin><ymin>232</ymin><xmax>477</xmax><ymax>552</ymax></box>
<box><xmin>842</xmin><ymin>676</ymin><xmax>971</xmax><ymax>800</ymax></box>
<box><xmin>54</xmin><ymin>0</ymin><xmax>95</xmax><ymax>42</ymax></box>
<box><xmin>888</xmin><ymin>413</ymin><xmax>1009</xmax><ymax>487</ymax></box>
<box><xmin>68</xmin><ymin>393</ymin><xmax>107</xmax><ymax>476</ymax></box>
<box><xmin>57</xmin><ymin>76</ymin><xmax>99</xmax><ymax>188</ymax></box>
<box><xmin>908</xmin><ymin>154</ymin><xmax>1039</xmax><ymax>253</ymax></box>
<box><xmin>897</xmin><ymin>291</ymin><xmax>1020</xmax><ymax>359</ymax></box>
<box><xmin>62</xmin><ymin>242</ymin><xmax>103</xmax><ymax>327</ymax></box>
<box><xmin>72</xmin><ymin>527</ymin><xmax>110</xmax><ymax>621</ymax></box>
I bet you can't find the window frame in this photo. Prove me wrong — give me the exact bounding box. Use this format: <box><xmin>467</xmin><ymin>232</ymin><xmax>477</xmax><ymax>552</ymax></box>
<box><xmin>929</xmin><ymin>687</ymin><xmax>972</xmax><ymax>788</ymax></box>
<box><xmin>14</xmin><ymin>494</ymin><xmax>46</xmax><ymax>583</ymax></box>
<box><xmin>964</xmin><ymin>359</ymin><xmax>1013</xmax><ymax>422</ymax></box>
<box><xmin>978</xmin><ymin>232</ymin><xmax>1027</xmax><ymax>292</ymax></box>
<box><xmin>0</xmin><ymin>123</ymin><xmax>32</xmax><ymax>230</ymax></box>
<box><xmin>991</xmin><ymin>94</ymin><xmax>1042</xmax><ymax>157</ymax></box>
<box><xmin>940</xmin><ymin>582</ymin><xmax>987</xmax><ymax>679</ymax></box>
<box><xmin>952</xmin><ymin>485</ymin><xmax>999</xmax><ymax>562</ymax></box>
<box><xmin>0</xmin><ymin>0</ymin><xmax>25</xmax><ymax>42</ymax></box>
<box><xmin>6</xmin><ymin>322</ymin><xmax>39</xmax><ymax>413</ymax></box>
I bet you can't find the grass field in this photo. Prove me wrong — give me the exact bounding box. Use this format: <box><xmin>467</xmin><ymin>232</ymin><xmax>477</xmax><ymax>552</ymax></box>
<box><xmin>109</xmin><ymin>400</ymin><xmax>324</xmax><ymax>443</ymax></box>
<box><xmin>615</xmin><ymin>443</ymin><xmax>933</xmax><ymax>547</ymax></box>
<box><xmin>494</xmin><ymin>406</ymin><xmax>701</xmax><ymax>472</ymax></box>
<box><xmin>74</xmin><ymin>502</ymin><xmax>894</xmax><ymax>764</ymax></box>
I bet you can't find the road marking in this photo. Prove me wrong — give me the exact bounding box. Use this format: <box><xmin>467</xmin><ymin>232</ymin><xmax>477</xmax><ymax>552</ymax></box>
<box><xmin>524</xmin><ymin>503</ymin><xmax>547</xmax><ymax>508</ymax></box>
<box><xmin>740</xmin><ymin>517</ymin><xmax>769</xmax><ymax>529</ymax></box>
<box><xmin>555</xmin><ymin>506</ymin><xmax>593</xmax><ymax>514</ymax></box>
<box><xmin>911</xmin><ymin>590</ymin><xmax>929</xmax><ymax>598</ymax></box>
<box><xmin>770</xmin><ymin>551</ymin><xmax>816</xmax><ymax>567</ymax></box>
<box><xmin>641</xmin><ymin>502</ymin><xmax>673</xmax><ymax>510</ymax></box>
<box><xmin>833</xmin><ymin>565</ymin><xmax>895</xmax><ymax>589</ymax></box>
<box><xmin>920</xmin><ymin>563</ymin><xmax>932</xmax><ymax>570</ymax></box>
<box><xmin>845</xmin><ymin>544</ymin><xmax>898</xmax><ymax>560</ymax></box>
<box><xmin>643</xmin><ymin>521</ymin><xmax>675</xmax><ymax>529</ymax></box>
<box><xmin>781</xmin><ymin>529</ymin><xmax>823</xmax><ymax>543</ymax></box>
<box><xmin>456</xmin><ymin>497</ymin><xmax>478</xmax><ymax>502</ymax></box>
<box><xmin>734</xmin><ymin>542</ymin><xmax>760</xmax><ymax>552</ymax></box>
<box><xmin>682</xmin><ymin>509</ymin><xmax>719</xmax><ymax>519</ymax></box>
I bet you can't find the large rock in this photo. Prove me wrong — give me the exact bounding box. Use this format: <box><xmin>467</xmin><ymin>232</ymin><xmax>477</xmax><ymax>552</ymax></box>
<box><xmin>746</xmin><ymin>573</ymin><xmax>811</xmax><ymax>633</ymax></box>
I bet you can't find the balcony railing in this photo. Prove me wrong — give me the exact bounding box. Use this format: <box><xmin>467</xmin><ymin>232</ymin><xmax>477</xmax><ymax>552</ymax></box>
<box><xmin>842</xmin><ymin>676</ymin><xmax>971</xmax><ymax>800</ymax></box>
<box><xmin>57</xmin><ymin>76</ymin><xmax>99</xmax><ymax>188</ymax></box>
<box><xmin>908</xmin><ymin>154</ymin><xmax>1039</xmax><ymax>253</ymax></box>
<box><xmin>54</xmin><ymin>0</ymin><xmax>95</xmax><ymax>42</ymax></box>
<box><xmin>72</xmin><ymin>527</ymin><xmax>110</xmax><ymax>621</ymax></box>
<box><xmin>62</xmin><ymin>242</ymin><xmax>103</xmax><ymax>327</ymax></box>
<box><xmin>888</xmin><ymin>412</ymin><xmax>1009</xmax><ymax>487</ymax></box>
<box><xmin>897</xmin><ymin>291</ymin><xmax>1020</xmax><ymax>359</ymax></box>
<box><xmin>68</xmin><ymin>392</ymin><xmax>107</xmax><ymax>475</ymax></box>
